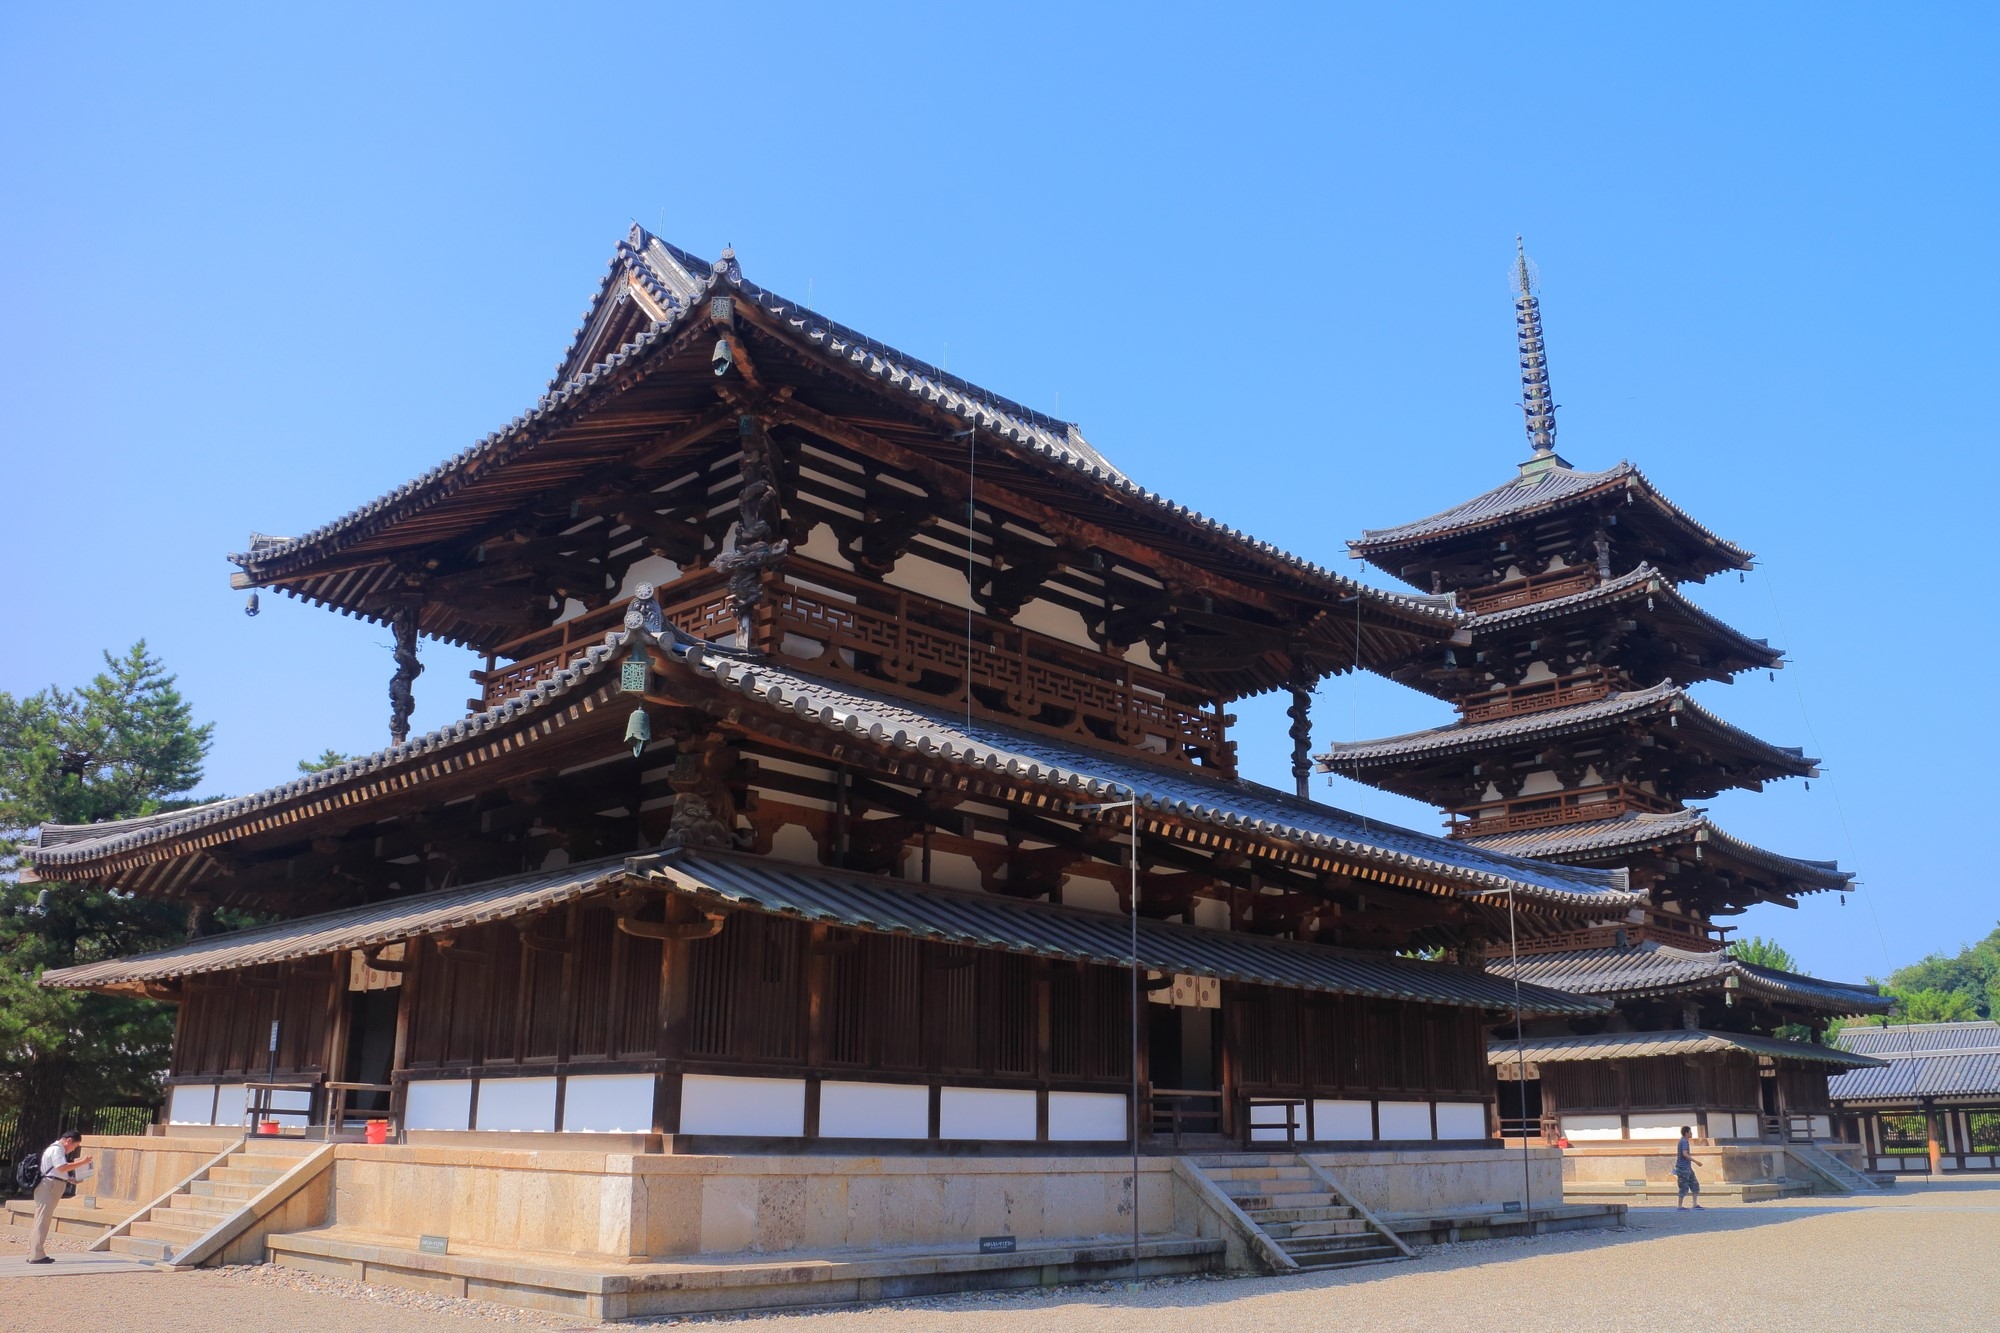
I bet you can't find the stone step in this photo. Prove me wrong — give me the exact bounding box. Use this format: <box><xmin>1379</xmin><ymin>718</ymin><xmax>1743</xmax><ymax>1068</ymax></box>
<box><xmin>1262</xmin><ymin>1217</ymin><xmax>1372</xmax><ymax>1241</ymax></box>
<box><xmin>189</xmin><ymin>1179</ymin><xmax>262</xmax><ymax>1201</ymax></box>
<box><xmin>1242</xmin><ymin>1203</ymin><xmax>1356</xmax><ymax>1225</ymax></box>
<box><xmin>1204</xmin><ymin>1165</ymin><xmax>1316</xmax><ymax>1182</ymax></box>
<box><xmin>129</xmin><ymin>1218</ymin><xmax>207</xmax><ymax>1247</ymax></box>
<box><xmin>1290</xmin><ymin>1241</ymin><xmax>1405</xmax><ymax>1270</ymax></box>
<box><xmin>1186</xmin><ymin>1153</ymin><xmax>1301</xmax><ymax>1169</ymax></box>
<box><xmin>207</xmin><ymin>1165</ymin><xmax>284</xmax><ymax>1188</ymax></box>
<box><xmin>161</xmin><ymin>1194</ymin><xmax>236</xmax><ymax>1223</ymax></box>
<box><xmin>108</xmin><ymin>1234</ymin><xmax>176</xmax><ymax>1261</ymax></box>
<box><xmin>1231</xmin><ymin>1191</ymin><xmax>1337</xmax><ymax>1211</ymax></box>
<box><xmin>1221</xmin><ymin>1176</ymin><xmax>1320</xmax><ymax>1196</ymax></box>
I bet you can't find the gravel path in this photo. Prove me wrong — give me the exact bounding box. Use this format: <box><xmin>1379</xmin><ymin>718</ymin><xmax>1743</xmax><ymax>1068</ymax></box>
<box><xmin>5</xmin><ymin>1180</ymin><xmax>1996</xmax><ymax>1332</ymax></box>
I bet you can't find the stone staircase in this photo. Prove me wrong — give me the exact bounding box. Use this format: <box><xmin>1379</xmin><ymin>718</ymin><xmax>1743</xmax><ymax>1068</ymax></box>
<box><xmin>1189</xmin><ymin>1154</ymin><xmax>1411</xmax><ymax>1270</ymax></box>
<box><xmin>1788</xmin><ymin>1143</ymin><xmax>1892</xmax><ymax>1195</ymax></box>
<box><xmin>98</xmin><ymin>1141</ymin><xmax>321</xmax><ymax>1264</ymax></box>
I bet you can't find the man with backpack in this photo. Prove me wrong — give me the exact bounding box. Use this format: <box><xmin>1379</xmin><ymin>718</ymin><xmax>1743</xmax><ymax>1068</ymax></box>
<box><xmin>24</xmin><ymin>1129</ymin><xmax>92</xmax><ymax>1264</ymax></box>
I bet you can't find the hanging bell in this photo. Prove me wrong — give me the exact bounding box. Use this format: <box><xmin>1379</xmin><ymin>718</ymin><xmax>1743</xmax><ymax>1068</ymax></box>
<box><xmin>624</xmin><ymin>708</ymin><xmax>653</xmax><ymax>759</ymax></box>
<box><xmin>244</xmin><ymin>591</ymin><xmax>260</xmax><ymax>618</ymax></box>
<box><xmin>711</xmin><ymin>336</ymin><xmax>735</xmax><ymax>377</ymax></box>
<box><xmin>1443</xmin><ymin>648</ymin><xmax>1457</xmax><ymax>669</ymax></box>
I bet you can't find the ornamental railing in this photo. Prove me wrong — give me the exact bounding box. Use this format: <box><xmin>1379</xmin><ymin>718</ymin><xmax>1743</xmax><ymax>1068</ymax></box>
<box><xmin>1447</xmin><ymin>782</ymin><xmax>1678</xmax><ymax>840</ymax></box>
<box><xmin>1457</xmin><ymin>669</ymin><xmax>1627</xmax><ymax>723</ymax></box>
<box><xmin>1459</xmin><ymin>566</ymin><xmax>1600</xmax><ymax>615</ymax></box>
<box><xmin>471</xmin><ymin>559</ymin><xmax>1234</xmax><ymax>773</ymax></box>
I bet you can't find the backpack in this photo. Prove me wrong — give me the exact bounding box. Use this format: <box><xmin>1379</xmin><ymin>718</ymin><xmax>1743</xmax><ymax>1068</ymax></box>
<box><xmin>14</xmin><ymin>1152</ymin><xmax>41</xmax><ymax>1192</ymax></box>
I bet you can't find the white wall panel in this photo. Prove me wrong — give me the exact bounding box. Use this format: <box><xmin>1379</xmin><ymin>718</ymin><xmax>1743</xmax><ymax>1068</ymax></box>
<box><xmin>405</xmin><ymin>1080</ymin><xmax>474</xmax><ymax>1131</ymax></box>
<box><xmin>475</xmin><ymin>1077</ymin><xmax>558</xmax><ymax>1132</ymax></box>
<box><xmin>939</xmin><ymin>1087</ymin><xmax>1037</xmax><ymax>1141</ymax></box>
<box><xmin>680</xmin><ymin>1075</ymin><xmax>805</xmax><ymax>1138</ymax></box>
<box><xmin>1560</xmin><ymin>1114</ymin><xmax>1624</xmax><ymax>1141</ymax></box>
<box><xmin>1435</xmin><ymin>1102</ymin><xmax>1490</xmax><ymax>1141</ymax></box>
<box><xmin>1312</xmin><ymin>1100</ymin><xmax>1375</xmax><ymax>1141</ymax></box>
<box><xmin>167</xmin><ymin>1085</ymin><xmax>215</xmax><ymax>1125</ymax></box>
<box><xmin>1626</xmin><ymin>1113</ymin><xmax>1686</xmax><ymax>1140</ymax></box>
<box><xmin>562</xmin><ymin>1075</ymin><xmax>657</xmax><ymax>1133</ymax></box>
<box><xmin>1048</xmin><ymin>1092</ymin><xmax>1126</xmax><ymax>1142</ymax></box>
<box><xmin>1377</xmin><ymin>1101</ymin><xmax>1434</xmax><ymax>1140</ymax></box>
<box><xmin>211</xmin><ymin>1084</ymin><xmax>248</xmax><ymax>1130</ymax></box>
<box><xmin>819</xmin><ymin>1081</ymin><xmax>929</xmax><ymax>1139</ymax></box>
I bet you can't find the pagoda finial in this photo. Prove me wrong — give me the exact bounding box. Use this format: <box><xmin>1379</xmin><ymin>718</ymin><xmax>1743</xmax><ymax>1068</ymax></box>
<box><xmin>1513</xmin><ymin>237</ymin><xmax>1559</xmax><ymax>463</ymax></box>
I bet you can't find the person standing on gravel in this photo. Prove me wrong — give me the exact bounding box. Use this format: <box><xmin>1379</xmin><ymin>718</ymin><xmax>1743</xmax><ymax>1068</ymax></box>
<box><xmin>1674</xmin><ymin>1125</ymin><xmax>1703</xmax><ymax>1211</ymax></box>
<box><xmin>26</xmin><ymin>1129</ymin><xmax>92</xmax><ymax>1263</ymax></box>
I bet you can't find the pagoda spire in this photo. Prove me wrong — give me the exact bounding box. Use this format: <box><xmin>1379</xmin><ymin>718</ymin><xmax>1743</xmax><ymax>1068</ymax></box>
<box><xmin>1513</xmin><ymin>238</ymin><xmax>1560</xmax><ymax>466</ymax></box>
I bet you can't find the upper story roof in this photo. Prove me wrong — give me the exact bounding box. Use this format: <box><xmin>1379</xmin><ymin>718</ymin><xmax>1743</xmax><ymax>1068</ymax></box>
<box><xmin>226</xmin><ymin>227</ymin><xmax>1462</xmax><ymax>656</ymax></box>
<box><xmin>1351</xmin><ymin>458</ymin><xmax>1754</xmax><ymax>591</ymax></box>
<box><xmin>1463</xmin><ymin>808</ymin><xmax>1851</xmax><ymax>898</ymax></box>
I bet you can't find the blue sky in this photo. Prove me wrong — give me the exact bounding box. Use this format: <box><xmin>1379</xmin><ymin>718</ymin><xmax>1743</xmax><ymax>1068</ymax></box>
<box><xmin>3</xmin><ymin>5</ymin><xmax>1993</xmax><ymax>983</ymax></box>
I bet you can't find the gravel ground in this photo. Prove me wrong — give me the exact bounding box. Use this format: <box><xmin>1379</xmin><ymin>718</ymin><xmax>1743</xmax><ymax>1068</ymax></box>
<box><xmin>4</xmin><ymin>1179</ymin><xmax>1996</xmax><ymax>1333</ymax></box>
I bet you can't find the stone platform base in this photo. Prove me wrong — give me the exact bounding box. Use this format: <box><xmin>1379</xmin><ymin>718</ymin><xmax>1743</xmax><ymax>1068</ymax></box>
<box><xmin>1382</xmin><ymin>1202</ymin><xmax>1626</xmax><ymax>1244</ymax></box>
<box><xmin>1563</xmin><ymin>1179</ymin><xmax>1810</xmax><ymax>1205</ymax></box>
<box><xmin>3</xmin><ymin>1197</ymin><xmax>118</xmax><ymax>1243</ymax></box>
<box><xmin>268</xmin><ymin>1228</ymin><xmax>1226</xmax><ymax>1320</ymax></box>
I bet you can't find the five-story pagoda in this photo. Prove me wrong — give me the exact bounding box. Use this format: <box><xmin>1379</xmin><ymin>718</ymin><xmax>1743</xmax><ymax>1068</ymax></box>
<box><xmin>1318</xmin><ymin>245</ymin><xmax>1887</xmax><ymax>1146</ymax></box>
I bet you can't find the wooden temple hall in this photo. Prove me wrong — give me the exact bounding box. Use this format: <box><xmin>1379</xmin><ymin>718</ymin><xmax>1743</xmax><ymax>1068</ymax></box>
<box><xmin>33</xmin><ymin>230</ymin><xmax>1641</xmax><ymax>1160</ymax></box>
<box><xmin>1318</xmin><ymin>243</ymin><xmax>1887</xmax><ymax>1147</ymax></box>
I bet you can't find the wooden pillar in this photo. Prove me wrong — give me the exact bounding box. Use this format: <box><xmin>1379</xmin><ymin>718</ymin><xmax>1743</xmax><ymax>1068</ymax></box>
<box><xmin>1925</xmin><ymin>1100</ymin><xmax>1943</xmax><ymax>1175</ymax></box>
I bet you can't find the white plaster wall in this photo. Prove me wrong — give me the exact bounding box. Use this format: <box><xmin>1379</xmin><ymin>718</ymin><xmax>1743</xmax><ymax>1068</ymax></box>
<box><xmin>681</xmin><ymin>1075</ymin><xmax>806</xmax><ymax>1137</ymax></box>
<box><xmin>1192</xmin><ymin>898</ymin><xmax>1230</xmax><ymax>932</ymax></box>
<box><xmin>926</xmin><ymin>850</ymin><xmax>985</xmax><ymax>892</ymax></box>
<box><xmin>476</xmin><ymin>1077</ymin><xmax>559</xmax><ymax>1132</ymax></box>
<box><xmin>563</xmin><ymin>1075</ymin><xmax>657</xmax><ymax>1133</ymax></box>
<box><xmin>1626</xmin><ymin>1112</ymin><xmax>1686</xmax><ymax>1139</ymax></box>
<box><xmin>819</xmin><ymin>1081</ymin><xmax>930</xmax><ymax>1139</ymax></box>
<box><xmin>886</xmin><ymin>552</ymin><xmax>972</xmax><ymax>610</ymax></box>
<box><xmin>406</xmin><ymin>1080</ymin><xmax>474</xmax><ymax>1132</ymax></box>
<box><xmin>615</xmin><ymin>555</ymin><xmax>680</xmax><ymax>599</ymax></box>
<box><xmin>1435</xmin><ymin>1102</ymin><xmax>1489</xmax><ymax>1140</ymax></box>
<box><xmin>1518</xmin><ymin>770</ymin><xmax>1563</xmax><ymax>796</ymax></box>
<box><xmin>1048</xmin><ymin>1092</ymin><xmax>1127</xmax><ymax>1141</ymax></box>
<box><xmin>939</xmin><ymin>1088</ymin><xmax>1037</xmax><ymax>1141</ymax></box>
<box><xmin>1560</xmin><ymin>1114</ymin><xmax>1624</xmax><ymax>1141</ymax></box>
<box><xmin>1062</xmin><ymin>877</ymin><xmax>1123</xmax><ymax>916</ymax></box>
<box><xmin>767</xmin><ymin>823</ymin><xmax>824</xmax><ymax>868</ymax></box>
<box><xmin>1313</xmin><ymin>1100</ymin><xmax>1374</xmax><ymax>1140</ymax></box>
<box><xmin>1378</xmin><ymin>1101</ymin><xmax>1434</xmax><ymax>1140</ymax></box>
<box><xmin>1013</xmin><ymin>598</ymin><xmax>1096</xmax><ymax>651</ymax></box>
<box><xmin>796</xmin><ymin>522</ymin><xmax>854</xmax><ymax>569</ymax></box>
<box><xmin>212</xmin><ymin>1084</ymin><xmax>248</xmax><ymax>1129</ymax></box>
<box><xmin>167</xmin><ymin>1085</ymin><xmax>214</xmax><ymax>1125</ymax></box>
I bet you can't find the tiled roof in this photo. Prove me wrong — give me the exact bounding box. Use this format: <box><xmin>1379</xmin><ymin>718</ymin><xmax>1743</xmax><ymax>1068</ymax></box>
<box><xmin>1489</xmin><ymin>1028</ymin><xmax>1885</xmax><ymax>1068</ymax></box>
<box><xmin>1463</xmin><ymin>809</ymin><xmax>1850</xmax><ymax>893</ymax></box>
<box><xmin>1835</xmin><ymin>1021</ymin><xmax>2000</xmax><ymax>1058</ymax></box>
<box><xmin>43</xmin><ymin>846</ymin><xmax>1608</xmax><ymax>1016</ymax></box>
<box><xmin>1464</xmin><ymin>564</ymin><xmax>1781</xmax><ymax>669</ymax></box>
<box><xmin>227</xmin><ymin>228</ymin><xmax>1459</xmax><ymax>631</ymax></box>
<box><xmin>1350</xmin><ymin>459</ymin><xmax>1752</xmax><ymax>567</ymax></box>
<box><xmin>1827</xmin><ymin>1051</ymin><xmax>2000</xmax><ymax>1104</ymax></box>
<box><xmin>1315</xmin><ymin>681</ymin><xmax>1816</xmax><ymax>776</ymax></box>
<box><xmin>33</xmin><ymin>611</ymin><xmax>1637</xmax><ymax>914</ymax></box>
<box><xmin>644</xmin><ymin>851</ymin><xmax>1609</xmax><ymax>1016</ymax></box>
<box><xmin>1487</xmin><ymin>941</ymin><xmax>1890</xmax><ymax>1014</ymax></box>
<box><xmin>39</xmin><ymin>856</ymin><xmax>639</xmax><ymax>989</ymax></box>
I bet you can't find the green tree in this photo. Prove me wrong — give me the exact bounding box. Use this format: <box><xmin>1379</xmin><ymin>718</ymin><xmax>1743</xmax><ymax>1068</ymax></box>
<box><xmin>1891</xmin><ymin>987</ymin><xmax>1982</xmax><ymax>1024</ymax></box>
<box><xmin>297</xmin><ymin>749</ymin><xmax>353</xmax><ymax>774</ymax></box>
<box><xmin>1884</xmin><ymin>923</ymin><xmax>2000</xmax><ymax>1021</ymax></box>
<box><xmin>0</xmin><ymin>643</ymin><xmax>214</xmax><ymax>1162</ymax></box>
<box><xmin>1730</xmin><ymin>936</ymin><xmax>1798</xmax><ymax>972</ymax></box>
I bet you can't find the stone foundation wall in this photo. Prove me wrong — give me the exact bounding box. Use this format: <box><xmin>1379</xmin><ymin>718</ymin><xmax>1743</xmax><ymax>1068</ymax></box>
<box><xmin>1308</xmin><ymin>1147</ymin><xmax>1563</xmax><ymax>1215</ymax></box>
<box><xmin>1563</xmin><ymin>1142</ymin><xmax>1791</xmax><ymax>1187</ymax></box>
<box><xmin>71</xmin><ymin>1132</ymin><xmax>234</xmax><ymax>1209</ymax></box>
<box><xmin>320</xmin><ymin>1147</ymin><xmax>1187</xmax><ymax>1261</ymax></box>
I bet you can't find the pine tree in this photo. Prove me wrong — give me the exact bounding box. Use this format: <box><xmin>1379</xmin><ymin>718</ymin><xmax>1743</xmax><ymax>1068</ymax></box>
<box><xmin>0</xmin><ymin>643</ymin><xmax>214</xmax><ymax>1161</ymax></box>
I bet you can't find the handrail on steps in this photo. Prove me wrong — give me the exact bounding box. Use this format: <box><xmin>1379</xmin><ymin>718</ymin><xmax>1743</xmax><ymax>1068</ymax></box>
<box><xmin>1298</xmin><ymin>1155</ymin><xmax>1416</xmax><ymax>1258</ymax></box>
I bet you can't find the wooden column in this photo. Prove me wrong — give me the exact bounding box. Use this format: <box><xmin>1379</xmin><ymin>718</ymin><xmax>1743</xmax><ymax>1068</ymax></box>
<box><xmin>1926</xmin><ymin>1100</ymin><xmax>1943</xmax><ymax>1175</ymax></box>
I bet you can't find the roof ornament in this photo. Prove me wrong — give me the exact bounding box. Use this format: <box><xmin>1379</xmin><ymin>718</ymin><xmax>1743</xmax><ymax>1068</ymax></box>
<box><xmin>1512</xmin><ymin>238</ymin><xmax>1566</xmax><ymax>479</ymax></box>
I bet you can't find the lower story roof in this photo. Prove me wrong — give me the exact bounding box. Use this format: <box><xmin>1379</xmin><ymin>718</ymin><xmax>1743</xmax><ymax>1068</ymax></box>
<box><xmin>1827</xmin><ymin>1051</ymin><xmax>2000</xmax><ymax>1105</ymax></box>
<box><xmin>1489</xmin><ymin>1028</ymin><xmax>1884</xmax><ymax>1068</ymax></box>
<box><xmin>1486</xmin><ymin>941</ymin><xmax>1890</xmax><ymax>1015</ymax></box>
<box><xmin>41</xmin><ymin>846</ymin><xmax>1608</xmax><ymax>1016</ymax></box>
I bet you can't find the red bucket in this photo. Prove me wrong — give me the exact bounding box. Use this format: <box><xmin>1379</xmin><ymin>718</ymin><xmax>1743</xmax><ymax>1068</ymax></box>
<box><xmin>258</xmin><ymin>1119</ymin><xmax>280</xmax><ymax>1136</ymax></box>
<box><xmin>365</xmin><ymin>1119</ymin><xmax>390</xmax><ymax>1146</ymax></box>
